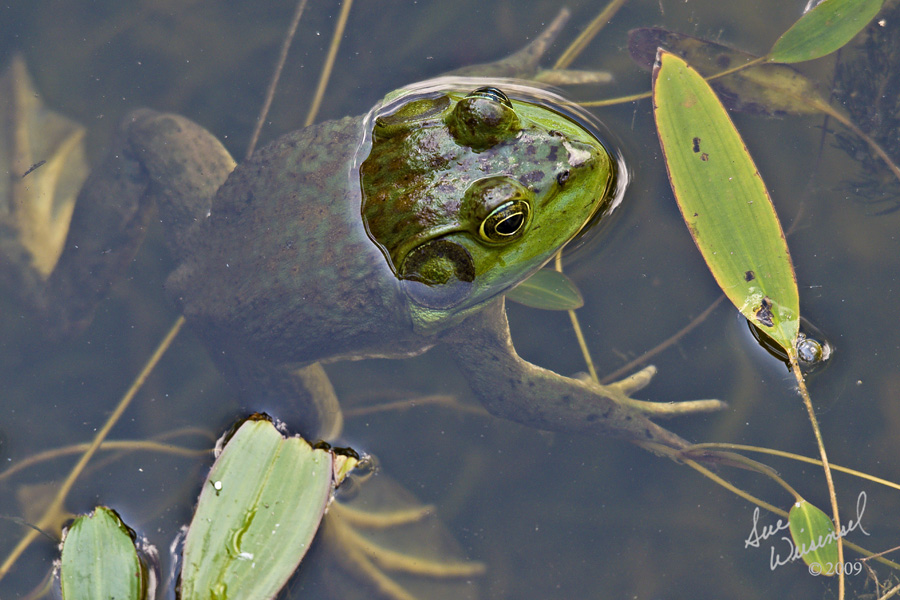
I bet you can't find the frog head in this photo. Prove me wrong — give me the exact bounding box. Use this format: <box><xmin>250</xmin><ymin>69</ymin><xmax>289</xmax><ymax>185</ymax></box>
<box><xmin>360</xmin><ymin>78</ymin><xmax>622</xmax><ymax>333</ymax></box>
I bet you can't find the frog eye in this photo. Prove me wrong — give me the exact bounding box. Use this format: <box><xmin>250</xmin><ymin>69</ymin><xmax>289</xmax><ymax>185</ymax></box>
<box><xmin>462</xmin><ymin>176</ymin><xmax>533</xmax><ymax>244</ymax></box>
<box><xmin>467</xmin><ymin>86</ymin><xmax>513</xmax><ymax>108</ymax></box>
<box><xmin>399</xmin><ymin>239</ymin><xmax>475</xmax><ymax>309</ymax></box>
<box><xmin>374</xmin><ymin>95</ymin><xmax>451</xmax><ymax>140</ymax></box>
<box><xmin>448</xmin><ymin>87</ymin><xmax>520</xmax><ymax>150</ymax></box>
<box><xmin>480</xmin><ymin>200</ymin><xmax>531</xmax><ymax>243</ymax></box>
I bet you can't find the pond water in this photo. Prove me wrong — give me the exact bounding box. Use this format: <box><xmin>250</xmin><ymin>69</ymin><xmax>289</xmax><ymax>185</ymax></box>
<box><xmin>1</xmin><ymin>1</ymin><xmax>898</xmax><ymax>598</ymax></box>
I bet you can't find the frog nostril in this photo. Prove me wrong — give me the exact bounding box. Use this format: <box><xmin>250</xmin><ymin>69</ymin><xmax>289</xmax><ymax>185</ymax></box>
<box><xmin>556</xmin><ymin>170</ymin><xmax>570</xmax><ymax>186</ymax></box>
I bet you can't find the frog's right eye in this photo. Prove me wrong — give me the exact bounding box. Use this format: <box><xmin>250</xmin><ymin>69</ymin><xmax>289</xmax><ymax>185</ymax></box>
<box><xmin>374</xmin><ymin>95</ymin><xmax>451</xmax><ymax>139</ymax></box>
<box><xmin>448</xmin><ymin>87</ymin><xmax>520</xmax><ymax>151</ymax></box>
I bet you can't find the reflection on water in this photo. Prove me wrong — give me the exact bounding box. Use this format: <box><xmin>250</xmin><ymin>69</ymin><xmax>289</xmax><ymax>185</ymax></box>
<box><xmin>2</xmin><ymin>1</ymin><xmax>899</xmax><ymax>599</ymax></box>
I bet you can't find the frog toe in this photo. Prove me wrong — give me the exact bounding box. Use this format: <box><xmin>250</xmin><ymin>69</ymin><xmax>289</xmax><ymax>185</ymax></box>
<box><xmin>605</xmin><ymin>364</ymin><xmax>658</xmax><ymax>395</ymax></box>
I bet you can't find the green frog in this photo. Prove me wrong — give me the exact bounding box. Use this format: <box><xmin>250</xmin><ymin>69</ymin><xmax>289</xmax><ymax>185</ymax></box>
<box><xmin>5</xmin><ymin>13</ymin><xmax>721</xmax><ymax>452</ymax></box>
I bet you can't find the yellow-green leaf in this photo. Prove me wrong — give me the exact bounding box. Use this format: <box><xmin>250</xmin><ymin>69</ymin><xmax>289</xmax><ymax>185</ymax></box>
<box><xmin>505</xmin><ymin>268</ymin><xmax>584</xmax><ymax>310</ymax></box>
<box><xmin>652</xmin><ymin>51</ymin><xmax>799</xmax><ymax>353</ymax></box>
<box><xmin>769</xmin><ymin>0</ymin><xmax>884</xmax><ymax>63</ymax></box>
<box><xmin>788</xmin><ymin>500</ymin><xmax>839</xmax><ymax>575</ymax></box>
<box><xmin>180</xmin><ymin>417</ymin><xmax>339</xmax><ymax>600</ymax></box>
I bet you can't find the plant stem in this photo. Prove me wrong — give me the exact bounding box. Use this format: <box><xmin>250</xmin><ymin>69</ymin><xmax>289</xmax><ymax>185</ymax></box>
<box><xmin>304</xmin><ymin>0</ymin><xmax>353</xmax><ymax>127</ymax></box>
<box><xmin>792</xmin><ymin>355</ymin><xmax>844</xmax><ymax>599</ymax></box>
<box><xmin>553</xmin><ymin>0</ymin><xmax>629</xmax><ymax>70</ymax></box>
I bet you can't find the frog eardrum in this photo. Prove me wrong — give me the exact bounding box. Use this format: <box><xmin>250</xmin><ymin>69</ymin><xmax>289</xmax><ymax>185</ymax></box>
<box><xmin>398</xmin><ymin>239</ymin><xmax>476</xmax><ymax>309</ymax></box>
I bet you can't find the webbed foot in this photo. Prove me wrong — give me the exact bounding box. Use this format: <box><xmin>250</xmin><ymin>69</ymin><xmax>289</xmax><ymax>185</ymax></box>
<box><xmin>310</xmin><ymin>471</ymin><xmax>485</xmax><ymax>599</ymax></box>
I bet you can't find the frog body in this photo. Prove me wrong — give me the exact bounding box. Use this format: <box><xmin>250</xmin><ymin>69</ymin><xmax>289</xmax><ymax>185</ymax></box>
<box><xmin>4</xmin><ymin>15</ymin><xmax>723</xmax><ymax>450</ymax></box>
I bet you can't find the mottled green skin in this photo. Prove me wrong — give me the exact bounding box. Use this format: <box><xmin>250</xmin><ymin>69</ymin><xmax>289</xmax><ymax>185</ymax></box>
<box><xmin>360</xmin><ymin>86</ymin><xmax>614</xmax><ymax>332</ymax></box>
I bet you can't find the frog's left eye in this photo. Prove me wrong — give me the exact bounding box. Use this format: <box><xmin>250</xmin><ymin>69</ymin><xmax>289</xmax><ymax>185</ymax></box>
<box><xmin>448</xmin><ymin>87</ymin><xmax>520</xmax><ymax>150</ymax></box>
<box><xmin>467</xmin><ymin>87</ymin><xmax>513</xmax><ymax>108</ymax></box>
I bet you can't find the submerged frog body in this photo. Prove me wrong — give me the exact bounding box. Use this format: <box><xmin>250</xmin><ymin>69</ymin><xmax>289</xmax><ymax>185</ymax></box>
<box><xmin>5</xmin><ymin>17</ymin><xmax>721</xmax><ymax>450</ymax></box>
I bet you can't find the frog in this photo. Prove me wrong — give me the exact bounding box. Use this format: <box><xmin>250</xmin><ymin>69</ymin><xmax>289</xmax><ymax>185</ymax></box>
<box><xmin>3</xmin><ymin>11</ymin><xmax>722</xmax><ymax>454</ymax></box>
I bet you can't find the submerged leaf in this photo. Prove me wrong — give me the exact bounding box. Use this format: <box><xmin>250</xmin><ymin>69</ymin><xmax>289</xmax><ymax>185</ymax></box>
<box><xmin>652</xmin><ymin>51</ymin><xmax>799</xmax><ymax>353</ymax></box>
<box><xmin>0</xmin><ymin>55</ymin><xmax>87</xmax><ymax>279</ymax></box>
<box><xmin>629</xmin><ymin>28</ymin><xmax>831</xmax><ymax>117</ymax></box>
<box><xmin>788</xmin><ymin>500</ymin><xmax>839</xmax><ymax>575</ymax></box>
<box><xmin>60</xmin><ymin>507</ymin><xmax>146</xmax><ymax>600</ymax></box>
<box><xmin>505</xmin><ymin>268</ymin><xmax>584</xmax><ymax>310</ymax></box>
<box><xmin>769</xmin><ymin>0</ymin><xmax>884</xmax><ymax>63</ymax></box>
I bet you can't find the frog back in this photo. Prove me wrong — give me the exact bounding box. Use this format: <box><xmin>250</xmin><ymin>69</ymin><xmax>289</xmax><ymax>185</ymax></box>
<box><xmin>166</xmin><ymin>116</ymin><xmax>422</xmax><ymax>366</ymax></box>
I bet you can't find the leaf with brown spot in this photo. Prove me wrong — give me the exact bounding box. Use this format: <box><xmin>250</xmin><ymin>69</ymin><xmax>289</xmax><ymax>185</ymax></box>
<box><xmin>653</xmin><ymin>51</ymin><xmax>799</xmax><ymax>353</ymax></box>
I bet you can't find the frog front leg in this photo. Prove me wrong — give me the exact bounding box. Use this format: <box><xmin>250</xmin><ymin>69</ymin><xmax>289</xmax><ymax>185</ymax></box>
<box><xmin>442</xmin><ymin>298</ymin><xmax>724</xmax><ymax>453</ymax></box>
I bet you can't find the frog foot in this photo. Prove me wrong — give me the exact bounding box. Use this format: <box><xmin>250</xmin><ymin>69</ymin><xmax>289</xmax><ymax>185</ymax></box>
<box><xmin>582</xmin><ymin>365</ymin><xmax>727</xmax><ymax>418</ymax></box>
<box><xmin>312</xmin><ymin>473</ymin><xmax>485</xmax><ymax>599</ymax></box>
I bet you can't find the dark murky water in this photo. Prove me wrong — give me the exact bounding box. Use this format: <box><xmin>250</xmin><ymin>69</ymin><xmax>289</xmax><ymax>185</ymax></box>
<box><xmin>1</xmin><ymin>1</ymin><xmax>898</xmax><ymax>598</ymax></box>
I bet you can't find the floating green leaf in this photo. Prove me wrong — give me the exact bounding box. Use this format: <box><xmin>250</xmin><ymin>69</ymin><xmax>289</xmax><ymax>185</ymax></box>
<box><xmin>788</xmin><ymin>500</ymin><xmax>839</xmax><ymax>575</ymax></box>
<box><xmin>60</xmin><ymin>506</ymin><xmax>145</xmax><ymax>600</ymax></box>
<box><xmin>180</xmin><ymin>417</ymin><xmax>348</xmax><ymax>600</ymax></box>
<box><xmin>505</xmin><ymin>268</ymin><xmax>584</xmax><ymax>310</ymax></box>
<box><xmin>652</xmin><ymin>51</ymin><xmax>799</xmax><ymax>353</ymax></box>
<box><xmin>769</xmin><ymin>0</ymin><xmax>884</xmax><ymax>64</ymax></box>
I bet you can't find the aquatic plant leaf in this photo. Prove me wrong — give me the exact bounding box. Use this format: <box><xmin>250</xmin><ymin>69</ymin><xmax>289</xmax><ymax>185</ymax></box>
<box><xmin>769</xmin><ymin>0</ymin><xmax>884</xmax><ymax>63</ymax></box>
<box><xmin>652</xmin><ymin>51</ymin><xmax>799</xmax><ymax>353</ymax></box>
<box><xmin>60</xmin><ymin>506</ymin><xmax>145</xmax><ymax>600</ymax></box>
<box><xmin>628</xmin><ymin>28</ymin><xmax>830</xmax><ymax>117</ymax></box>
<box><xmin>0</xmin><ymin>55</ymin><xmax>87</xmax><ymax>279</ymax></box>
<box><xmin>788</xmin><ymin>500</ymin><xmax>839</xmax><ymax>575</ymax></box>
<box><xmin>180</xmin><ymin>417</ymin><xmax>344</xmax><ymax>600</ymax></box>
<box><xmin>505</xmin><ymin>268</ymin><xmax>584</xmax><ymax>310</ymax></box>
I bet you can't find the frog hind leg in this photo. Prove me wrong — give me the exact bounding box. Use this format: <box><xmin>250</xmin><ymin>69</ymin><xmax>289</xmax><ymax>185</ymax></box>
<box><xmin>40</xmin><ymin>109</ymin><xmax>234</xmax><ymax>336</ymax></box>
<box><xmin>442</xmin><ymin>298</ymin><xmax>724</xmax><ymax>456</ymax></box>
